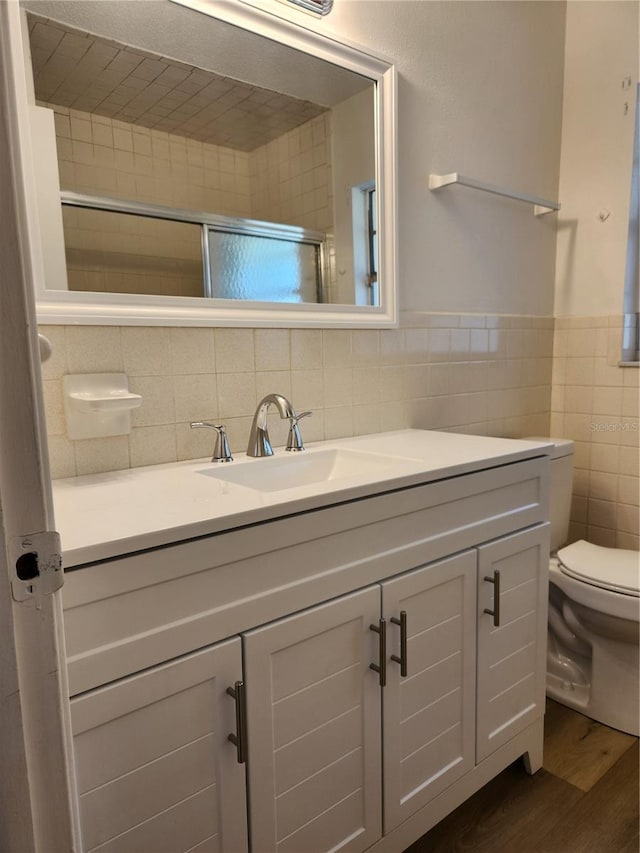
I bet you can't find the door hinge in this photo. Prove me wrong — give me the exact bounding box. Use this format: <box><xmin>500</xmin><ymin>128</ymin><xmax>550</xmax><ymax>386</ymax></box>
<box><xmin>10</xmin><ymin>531</ymin><xmax>63</xmax><ymax>603</ymax></box>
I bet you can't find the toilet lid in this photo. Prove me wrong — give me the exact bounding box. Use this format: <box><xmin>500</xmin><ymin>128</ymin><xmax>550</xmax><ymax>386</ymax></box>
<box><xmin>557</xmin><ymin>540</ymin><xmax>640</xmax><ymax>597</ymax></box>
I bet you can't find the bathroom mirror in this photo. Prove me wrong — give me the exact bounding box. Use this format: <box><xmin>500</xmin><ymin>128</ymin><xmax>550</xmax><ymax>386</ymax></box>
<box><xmin>17</xmin><ymin>0</ymin><xmax>397</xmax><ymax>327</ymax></box>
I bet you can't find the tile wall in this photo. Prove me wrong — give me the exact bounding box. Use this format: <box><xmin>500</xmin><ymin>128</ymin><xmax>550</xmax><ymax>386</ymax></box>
<box><xmin>40</xmin><ymin>313</ymin><xmax>553</xmax><ymax>480</ymax></box>
<box><xmin>551</xmin><ymin>316</ymin><xmax>639</xmax><ymax>550</ymax></box>
<box><xmin>49</xmin><ymin>103</ymin><xmax>333</xmax><ymax>299</ymax></box>
<box><xmin>249</xmin><ymin>112</ymin><xmax>333</xmax><ymax>234</ymax></box>
<box><xmin>248</xmin><ymin>112</ymin><xmax>336</xmax><ymax>301</ymax></box>
<box><xmin>51</xmin><ymin>103</ymin><xmax>252</xmax><ymax>214</ymax></box>
<box><xmin>51</xmin><ymin>103</ymin><xmax>251</xmax><ymax>298</ymax></box>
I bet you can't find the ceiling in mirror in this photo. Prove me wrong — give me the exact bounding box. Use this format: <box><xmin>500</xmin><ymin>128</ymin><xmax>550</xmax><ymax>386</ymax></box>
<box><xmin>27</xmin><ymin>15</ymin><xmax>330</xmax><ymax>151</ymax></box>
<box><xmin>16</xmin><ymin>0</ymin><xmax>396</xmax><ymax>327</ymax></box>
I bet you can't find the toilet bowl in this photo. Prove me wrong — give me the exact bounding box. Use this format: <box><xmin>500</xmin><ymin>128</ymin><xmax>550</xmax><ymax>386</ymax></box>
<box><xmin>524</xmin><ymin>436</ymin><xmax>640</xmax><ymax>736</ymax></box>
<box><xmin>546</xmin><ymin>540</ymin><xmax>640</xmax><ymax>736</ymax></box>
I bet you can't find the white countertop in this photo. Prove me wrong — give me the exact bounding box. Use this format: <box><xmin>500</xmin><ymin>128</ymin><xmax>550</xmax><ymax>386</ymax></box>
<box><xmin>53</xmin><ymin>430</ymin><xmax>553</xmax><ymax>567</ymax></box>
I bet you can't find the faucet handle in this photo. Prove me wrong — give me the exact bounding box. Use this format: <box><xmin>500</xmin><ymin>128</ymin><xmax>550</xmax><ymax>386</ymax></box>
<box><xmin>190</xmin><ymin>422</ymin><xmax>233</xmax><ymax>463</ymax></box>
<box><xmin>286</xmin><ymin>411</ymin><xmax>312</xmax><ymax>452</ymax></box>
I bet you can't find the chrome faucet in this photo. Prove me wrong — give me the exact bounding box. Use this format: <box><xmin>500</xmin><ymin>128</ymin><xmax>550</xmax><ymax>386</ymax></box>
<box><xmin>285</xmin><ymin>409</ymin><xmax>312</xmax><ymax>452</ymax></box>
<box><xmin>190</xmin><ymin>422</ymin><xmax>233</xmax><ymax>462</ymax></box>
<box><xmin>247</xmin><ymin>394</ymin><xmax>312</xmax><ymax>457</ymax></box>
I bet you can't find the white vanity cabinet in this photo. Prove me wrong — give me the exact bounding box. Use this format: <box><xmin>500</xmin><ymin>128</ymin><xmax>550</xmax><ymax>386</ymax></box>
<box><xmin>243</xmin><ymin>586</ymin><xmax>383</xmax><ymax>853</ymax></box>
<box><xmin>69</xmin><ymin>637</ymin><xmax>248</xmax><ymax>853</ymax></box>
<box><xmin>381</xmin><ymin>550</ymin><xmax>477</xmax><ymax>833</ymax></box>
<box><xmin>476</xmin><ymin>526</ymin><xmax>549</xmax><ymax>763</ymax></box>
<box><xmin>61</xmin><ymin>451</ymin><xmax>551</xmax><ymax>853</ymax></box>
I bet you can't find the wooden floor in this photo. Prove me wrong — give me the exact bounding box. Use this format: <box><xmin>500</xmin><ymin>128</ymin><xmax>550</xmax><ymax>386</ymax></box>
<box><xmin>404</xmin><ymin>700</ymin><xmax>639</xmax><ymax>853</ymax></box>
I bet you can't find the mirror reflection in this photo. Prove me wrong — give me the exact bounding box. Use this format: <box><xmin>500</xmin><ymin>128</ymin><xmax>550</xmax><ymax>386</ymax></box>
<box><xmin>25</xmin><ymin>8</ymin><xmax>378</xmax><ymax>306</ymax></box>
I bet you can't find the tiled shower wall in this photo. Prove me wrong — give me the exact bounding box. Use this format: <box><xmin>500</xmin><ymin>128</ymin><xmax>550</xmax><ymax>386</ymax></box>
<box><xmin>48</xmin><ymin>104</ymin><xmax>333</xmax><ymax>296</ymax></box>
<box><xmin>51</xmin><ymin>104</ymin><xmax>252</xmax><ymax>214</ymax></box>
<box><xmin>249</xmin><ymin>112</ymin><xmax>333</xmax><ymax>234</ymax></box>
<box><xmin>40</xmin><ymin>313</ymin><xmax>553</xmax><ymax>480</ymax></box>
<box><xmin>51</xmin><ymin>103</ymin><xmax>251</xmax><ymax>298</ymax></box>
<box><xmin>551</xmin><ymin>316</ymin><xmax>639</xmax><ymax>550</ymax></box>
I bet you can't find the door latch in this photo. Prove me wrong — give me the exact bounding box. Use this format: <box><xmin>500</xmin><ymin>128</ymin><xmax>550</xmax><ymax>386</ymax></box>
<box><xmin>10</xmin><ymin>531</ymin><xmax>63</xmax><ymax>603</ymax></box>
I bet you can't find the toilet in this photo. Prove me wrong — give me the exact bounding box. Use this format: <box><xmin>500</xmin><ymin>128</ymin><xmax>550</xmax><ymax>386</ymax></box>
<box><xmin>528</xmin><ymin>437</ymin><xmax>640</xmax><ymax>736</ymax></box>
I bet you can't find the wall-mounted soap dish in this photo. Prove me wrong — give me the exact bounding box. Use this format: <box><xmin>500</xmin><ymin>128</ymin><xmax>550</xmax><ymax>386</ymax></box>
<box><xmin>63</xmin><ymin>374</ymin><xmax>142</xmax><ymax>440</ymax></box>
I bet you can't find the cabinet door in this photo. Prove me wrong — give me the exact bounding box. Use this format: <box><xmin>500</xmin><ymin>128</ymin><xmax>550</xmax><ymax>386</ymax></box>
<box><xmin>244</xmin><ymin>586</ymin><xmax>382</xmax><ymax>853</ymax></box>
<box><xmin>381</xmin><ymin>550</ymin><xmax>477</xmax><ymax>833</ymax></box>
<box><xmin>70</xmin><ymin>637</ymin><xmax>248</xmax><ymax>853</ymax></box>
<box><xmin>476</xmin><ymin>523</ymin><xmax>550</xmax><ymax>762</ymax></box>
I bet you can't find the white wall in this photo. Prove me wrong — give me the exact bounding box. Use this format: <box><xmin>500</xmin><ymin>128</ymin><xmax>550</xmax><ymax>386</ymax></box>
<box><xmin>315</xmin><ymin>0</ymin><xmax>566</xmax><ymax>316</ymax></box>
<box><xmin>554</xmin><ymin>0</ymin><xmax>639</xmax><ymax>317</ymax></box>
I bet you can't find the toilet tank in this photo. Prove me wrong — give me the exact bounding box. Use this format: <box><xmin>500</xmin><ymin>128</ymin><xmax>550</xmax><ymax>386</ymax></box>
<box><xmin>524</xmin><ymin>437</ymin><xmax>574</xmax><ymax>552</ymax></box>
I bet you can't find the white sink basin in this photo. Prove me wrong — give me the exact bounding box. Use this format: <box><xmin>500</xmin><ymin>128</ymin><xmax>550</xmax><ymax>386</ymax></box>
<box><xmin>197</xmin><ymin>448</ymin><xmax>417</xmax><ymax>492</ymax></box>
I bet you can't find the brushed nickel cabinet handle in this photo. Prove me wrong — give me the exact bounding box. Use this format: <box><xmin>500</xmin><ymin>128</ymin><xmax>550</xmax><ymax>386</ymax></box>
<box><xmin>390</xmin><ymin>610</ymin><xmax>408</xmax><ymax>677</ymax></box>
<box><xmin>226</xmin><ymin>681</ymin><xmax>247</xmax><ymax>764</ymax></box>
<box><xmin>369</xmin><ymin>619</ymin><xmax>387</xmax><ymax>687</ymax></box>
<box><xmin>483</xmin><ymin>570</ymin><xmax>501</xmax><ymax>627</ymax></box>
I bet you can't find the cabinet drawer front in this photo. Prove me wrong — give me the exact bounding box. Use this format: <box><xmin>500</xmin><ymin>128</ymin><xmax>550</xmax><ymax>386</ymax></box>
<box><xmin>381</xmin><ymin>551</ymin><xmax>477</xmax><ymax>832</ymax></box>
<box><xmin>476</xmin><ymin>524</ymin><xmax>550</xmax><ymax>762</ymax></box>
<box><xmin>243</xmin><ymin>586</ymin><xmax>382</xmax><ymax>853</ymax></box>
<box><xmin>70</xmin><ymin>638</ymin><xmax>247</xmax><ymax>853</ymax></box>
<box><xmin>63</xmin><ymin>458</ymin><xmax>549</xmax><ymax>694</ymax></box>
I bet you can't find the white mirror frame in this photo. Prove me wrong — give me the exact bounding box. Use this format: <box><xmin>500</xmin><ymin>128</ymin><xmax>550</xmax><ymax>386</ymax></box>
<box><xmin>11</xmin><ymin>0</ymin><xmax>397</xmax><ymax>328</ymax></box>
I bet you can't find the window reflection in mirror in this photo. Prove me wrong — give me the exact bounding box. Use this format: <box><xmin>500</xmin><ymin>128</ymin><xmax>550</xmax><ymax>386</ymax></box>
<box><xmin>25</xmin><ymin>8</ymin><xmax>378</xmax><ymax>307</ymax></box>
